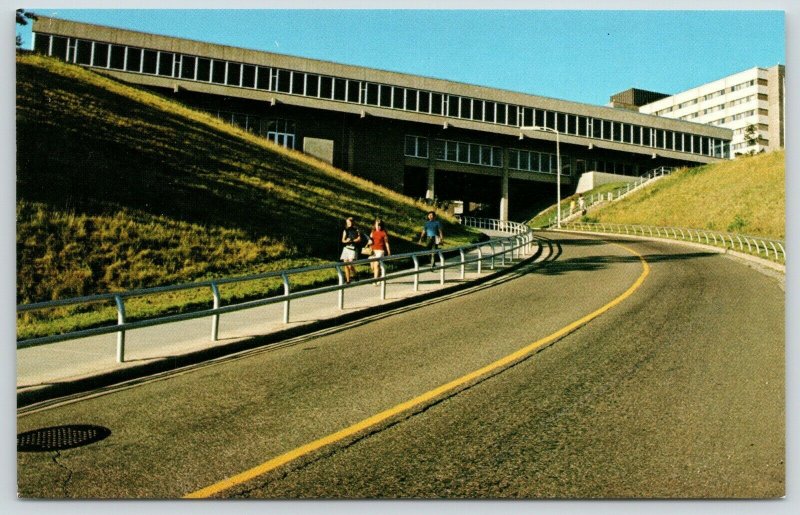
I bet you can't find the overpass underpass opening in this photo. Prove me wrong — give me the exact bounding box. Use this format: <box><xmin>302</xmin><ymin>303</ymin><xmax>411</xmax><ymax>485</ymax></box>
<box><xmin>508</xmin><ymin>179</ymin><xmax>567</xmax><ymax>222</ymax></box>
<box><xmin>430</xmin><ymin>170</ymin><xmax>501</xmax><ymax>218</ymax></box>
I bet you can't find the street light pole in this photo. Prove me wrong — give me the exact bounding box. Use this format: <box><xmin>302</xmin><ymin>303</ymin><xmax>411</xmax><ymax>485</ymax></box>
<box><xmin>520</xmin><ymin>125</ymin><xmax>561</xmax><ymax>228</ymax></box>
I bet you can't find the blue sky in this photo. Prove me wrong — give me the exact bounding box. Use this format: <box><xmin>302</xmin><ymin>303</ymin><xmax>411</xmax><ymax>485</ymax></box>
<box><xmin>16</xmin><ymin>6</ymin><xmax>785</xmax><ymax>106</ymax></box>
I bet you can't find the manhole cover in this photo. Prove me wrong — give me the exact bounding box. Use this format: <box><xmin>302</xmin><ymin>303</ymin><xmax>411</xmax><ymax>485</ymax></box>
<box><xmin>17</xmin><ymin>425</ymin><xmax>111</xmax><ymax>452</ymax></box>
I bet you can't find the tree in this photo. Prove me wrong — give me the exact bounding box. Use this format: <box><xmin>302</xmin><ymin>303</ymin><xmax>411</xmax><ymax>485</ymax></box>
<box><xmin>16</xmin><ymin>9</ymin><xmax>38</xmax><ymax>48</ymax></box>
<box><xmin>743</xmin><ymin>124</ymin><xmax>759</xmax><ymax>155</ymax></box>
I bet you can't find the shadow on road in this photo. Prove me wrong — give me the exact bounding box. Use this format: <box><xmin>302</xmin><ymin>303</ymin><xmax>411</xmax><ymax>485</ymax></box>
<box><xmin>534</xmin><ymin>237</ymin><xmax>719</xmax><ymax>276</ymax></box>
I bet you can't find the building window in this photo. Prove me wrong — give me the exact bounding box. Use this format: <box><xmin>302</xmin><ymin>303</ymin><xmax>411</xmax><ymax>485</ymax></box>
<box><xmin>333</xmin><ymin>78</ymin><xmax>347</xmax><ymax>101</ymax></box>
<box><xmin>446</xmin><ymin>96</ymin><xmax>458</xmax><ymax>117</ymax></box>
<box><xmin>195</xmin><ymin>57</ymin><xmax>211</xmax><ymax>82</ymax></box>
<box><xmin>302</xmin><ymin>74</ymin><xmax>317</xmax><ymax>97</ymax></box>
<box><xmin>404</xmin><ymin>135</ymin><xmax>428</xmax><ymax>158</ymax></box>
<box><xmin>612</xmin><ymin>122</ymin><xmax>622</xmax><ymax>142</ymax></box>
<box><xmin>417</xmin><ymin>90</ymin><xmax>429</xmax><ymax>113</ymax></box>
<box><xmin>431</xmin><ymin>93</ymin><xmax>443</xmax><ymax>115</ymax></box>
<box><xmin>180</xmin><ymin>55</ymin><xmax>196</xmax><ymax>80</ymax></box>
<box><xmin>484</xmin><ymin>101</ymin><xmax>495</xmax><ymax>123</ymax></box>
<box><xmin>347</xmin><ymin>80</ymin><xmax>361</xmax><ymax>103</ymax></box>
<box><xmin>108</xmin><ymin>44</ymin><xmax>126</xmax><ymax>70</ymax></box>
<box><xmin>274</xmin><ymin>69</ymin><xmax>290</xmax><ymax>92</ymax></box>
<box><xmin>508</xmin><ymin>105</ymin><xmax>520</xmax><ymax>125</ymax></box>
<box><xmin>242</xmin><ymin>65</ymin><xmax>256</xmax><ymax>88</ymax></box>
<box><xmin>379</xmin><ymin>84</ymin><xmax>392</xmax><ymax>107</ymax></box>
<box><xmin>266</xmin><ymin>119</ymin><xmax>296</xmax><ymax>149</ymax></box>
<box><xmin>225</xmin><ymin>63</ymin><xmax>241</xmax><ymax>87</ymax></box>
<box><xmin>473</xmin><ymin>100</ymin><xmax>484</xmax><ymax>121</ymax></box>
<box><xmin>290</xmin><ymin>71</ymin><xmax>303</xmax><ymax>94</ymax></box>
<box><xmin>157</xmin><ymin>52</ymin><xmax>174</xmax><ymax>77</ymax></box>
<box><xmin>139</xmin><ymin>49</ymin><xmax>155</xmax><ymax>74</ymax></box>
<box><xmin>75</xmin><ymin>39</ymin><xmax>92</xmax><ymax>65</ymax></box>
<box><xmin>365</xmin><ymin>83</ymin><xmax>379</xmax><ymax>105</ymax></box>
<box><xmin>392</xmin><ymin>87</ymin><xmax>405</xmax><ymax>109</ymax></box>
<box><xmin>319</xmin><ymin>75</ymin><xmax>333</xmax><ymax>100</ymax></box>
<box><xmin>438</xmin><ymin>139</ymin><xmax>501</xmax><ymax>168</ymax></box>
<box><xmin>91</xmin><ymin>42</ymin><xmax>109</xmax><ymax>67</ymax></box>
<box><xmin>557</xmin><ymin>112</ymin><xmax>567</xmax><ymax>133</ymax></box>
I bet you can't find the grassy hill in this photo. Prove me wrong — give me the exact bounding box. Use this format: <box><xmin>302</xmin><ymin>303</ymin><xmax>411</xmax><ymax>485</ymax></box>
<box><xmin>16</xmin><ymin>53</ymin><xmax>479</xmax><ymax>336</ymax></box>
<box><xmin>584</xmin><ymin>151</ymin><xmax>785</xmax><ymax>240</ymax></box>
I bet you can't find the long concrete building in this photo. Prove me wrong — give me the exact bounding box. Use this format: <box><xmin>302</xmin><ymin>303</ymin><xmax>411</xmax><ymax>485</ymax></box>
<box><xmin>30</xmin><ymin>16</ymin><xmax>732</xmax><ymax>220</ymax></box>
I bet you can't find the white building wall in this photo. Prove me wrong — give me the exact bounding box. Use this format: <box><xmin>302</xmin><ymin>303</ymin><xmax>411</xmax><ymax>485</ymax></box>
<box><xmin>639</xmin><ymin>65</ymin><xmax>784</xmax><ymax>157</ymax></box>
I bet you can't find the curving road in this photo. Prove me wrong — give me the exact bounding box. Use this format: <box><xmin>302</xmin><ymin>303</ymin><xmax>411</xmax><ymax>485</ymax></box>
<box><xmin>16</xmin><ymin>232</ymin><xmax>785</xmax><ymax>499</ymax></box>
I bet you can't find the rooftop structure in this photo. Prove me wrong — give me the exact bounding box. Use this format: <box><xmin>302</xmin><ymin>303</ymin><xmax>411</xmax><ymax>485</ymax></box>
<box><xmin>609</xmin><ymin>88</ymin><xmax>670</xmax><ymax>111</ymax></box>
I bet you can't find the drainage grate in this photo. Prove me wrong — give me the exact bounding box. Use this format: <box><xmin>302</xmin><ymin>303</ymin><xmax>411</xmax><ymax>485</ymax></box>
<box><xmin>17</xmin><ymin>425</ymin><xmax>112</xmax><ymax>452</ymax></box>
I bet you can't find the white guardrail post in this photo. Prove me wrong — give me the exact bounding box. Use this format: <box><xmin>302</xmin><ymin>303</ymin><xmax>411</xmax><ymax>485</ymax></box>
<box><xmin>211</xmin><ymin>281</ymin><xmax>221</xmax><ymax>342</ymax></box>
<box><xmin>336</xmin><ymin>265</ymin><xmax>345</xmax><ymax>309</ymax></box>
<box><xmin>281</xmin><ymin>272</ymin><xmax>290</xmax><ymax>324</ymax></box>
<box><xmin>114</xmin><ymin>295</ymin><xmax>126</xmax><ymax>363</ymax></box>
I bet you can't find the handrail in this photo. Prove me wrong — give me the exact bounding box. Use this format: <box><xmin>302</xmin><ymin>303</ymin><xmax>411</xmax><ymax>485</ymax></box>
<box><xmin>559</xmin><ymin>222</ymin><xmax>785</xmax><ymax>264</ymax></box>
<box><xmin>546</xmin><ymin>166</ymin><xmax>675</xmax><ymax>226</ymax></box>
<box><xmin>17</xmin><ymin>218</ymin><xmax>537</xmax><ymax>360</ymax></box>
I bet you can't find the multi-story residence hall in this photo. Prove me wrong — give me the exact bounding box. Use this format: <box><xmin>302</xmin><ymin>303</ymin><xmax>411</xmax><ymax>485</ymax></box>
<box><xmin>615</xmin><ymin>65</ymin><xmax>785</xmax><ymax>158</ymax></box>
<box><xmin>31</xmin><ymin>16</ymin><xmax>732</xmax><ymax>220</ymax></box>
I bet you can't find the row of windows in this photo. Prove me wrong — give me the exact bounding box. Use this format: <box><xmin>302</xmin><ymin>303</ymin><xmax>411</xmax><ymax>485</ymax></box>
<box><xmin>204</xmin><ymin>109</ymin><xmax>298</xmax><ymax>149</ymax></box>
<box><xmin>437</xmin><ymin>140</ymin><xmax>504</xmax><ymax>168</ymax></box>
<box><xmin>508</xmin><ymin>148</ymin><xmax>564</xmax><ymax>175</ymax></box>
<box><xmin>34</xmin><ymin>32</ymin><xmax>730</xmax><ymax>159</ymax></box>
<box><xmin>731</xmin><ymin>110</ymin><xmax>757</xmax><ymax>121</ymax></box>
<box><xmin>405</xmin><ymin>136</ymin><xmax>642</xmax><ymax>177</ymax></box>
<box><xmin>404</xmin><ymin>136</ymin><xmax>503</xmax><ymax>169</ymax></box>
<box><xmin>732</xmin><ymin>139</ymin><xmax>768</xmax><ymax>151</ymax></box>
<box><xmin>708</xmin><ymin>109</ymin><xmax>767</xmax><ymax>126</ymax></box>
<box><xmin>405</xmin><ymin>135</ymin><xmax>581</xmax><ymax>176</ymax></box>
<box><xmin>659</xmin><ymin>79</ymin><xmax>768</xmax><ymax>114</ymax></box>
<box><xmin>675</xmin><ymin>94</ymin><xmax>769</xmax><ymax>122</ymax></box>
<box><xmin>733</xmin><ymin>124</ymin><xmax>769</xmax><ymax>136</ymax></box>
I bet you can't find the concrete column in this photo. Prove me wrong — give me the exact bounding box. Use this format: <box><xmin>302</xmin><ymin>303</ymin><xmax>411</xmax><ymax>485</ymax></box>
<box><xmin>426</xmin><ymin>166</ymin><xmax>435</xmax><ymax>200</ymax></box>
<box><xmin>347</xmin><ymin>126</ymin><xmax>356</xmax><ymax>172</ymax></box>
<box><xmin>426</xmin><ymin>136</ymin><xmax>436</xmax><ymax>200</ymax></box>
<box><xmin>499</xmin><ymin>148</ymin><xmax>509</xmax><ymax>221</ymax></box>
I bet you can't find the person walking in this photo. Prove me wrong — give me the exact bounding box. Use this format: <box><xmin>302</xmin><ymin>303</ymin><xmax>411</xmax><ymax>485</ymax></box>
<box><xmin>578</xmin><ymin>194</ymin><xmax>586</xmax><ymax>216</ymax></box>
<box><xmin>418</xmin><ymin>211</ymin><xmax>443</xmax><ymax>269</ymax></box>
<box><xmin>339</xmin><ymin>217</ymin><xmax>361</xmax><ymax>283</ymax></box>
<box><xmin>369</xmin><ymin>218</ymin><xmax>391</xmax><ymax>283</ymax></box>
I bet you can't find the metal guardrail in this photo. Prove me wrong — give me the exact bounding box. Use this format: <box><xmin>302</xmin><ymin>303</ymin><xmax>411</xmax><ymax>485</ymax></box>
<box><xmin>560</xmin><ymin>221</ymin><xmax>785</xmax><ymax>264</ymax></box>
<box><xmin>17</xmin><ymin>218</ymin><xmax>536</xmax><ymax>361</ymax></box>
<box><xmin>547</xmin><ymin>166</ymin><xmax>675</xmax><ymax>226</ymax></box>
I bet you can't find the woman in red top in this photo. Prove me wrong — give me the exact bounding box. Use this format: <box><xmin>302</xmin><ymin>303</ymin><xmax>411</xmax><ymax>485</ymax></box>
<box><xmin>369</xmin><ymin>219</ymin><xmax>391</xmax><ymax>282</ymax></box>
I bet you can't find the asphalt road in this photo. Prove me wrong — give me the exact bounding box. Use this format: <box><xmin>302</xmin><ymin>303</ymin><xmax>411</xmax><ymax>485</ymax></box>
<box><xmin>16</xmin><ymin>232</ymin><xmax>785</xmax><ymax>499</ymax></box>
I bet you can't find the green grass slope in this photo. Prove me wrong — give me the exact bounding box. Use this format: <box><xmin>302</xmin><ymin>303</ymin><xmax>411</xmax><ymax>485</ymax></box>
<box><xmin>16</xmin><ymin>54</ymin><xmax>480</xmax><ymax>337</ymax></box>
<box><xmin>586</xmin><ymin>151</ymin><xmax>784</xmax><ymax>240</ymax></box>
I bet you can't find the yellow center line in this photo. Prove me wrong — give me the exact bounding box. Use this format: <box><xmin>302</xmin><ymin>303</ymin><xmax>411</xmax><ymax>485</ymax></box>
<box><xmin>184</xmin><ymin>242</ymin><xmax>650</xmax><ymax>498</ymax></box>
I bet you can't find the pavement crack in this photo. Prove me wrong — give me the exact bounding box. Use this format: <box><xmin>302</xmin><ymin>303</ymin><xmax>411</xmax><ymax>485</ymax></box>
<box><xmin>51</xmin><ymin>451</ymin><xmax>73</xmax><ymax>497</ymax></box>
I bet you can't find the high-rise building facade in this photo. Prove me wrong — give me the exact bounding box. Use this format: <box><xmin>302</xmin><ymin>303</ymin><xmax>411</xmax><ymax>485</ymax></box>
<box><xmin>635</xmin><ymin>65</ymin><xmax>785</xmax><ymax>157</ymax></box>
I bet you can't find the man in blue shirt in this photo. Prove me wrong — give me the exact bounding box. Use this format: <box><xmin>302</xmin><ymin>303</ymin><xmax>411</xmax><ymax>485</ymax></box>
<box><xmin>418</xmin><ymin>211</ymin><xmax>444</xmax><ymax>269</ymax></box>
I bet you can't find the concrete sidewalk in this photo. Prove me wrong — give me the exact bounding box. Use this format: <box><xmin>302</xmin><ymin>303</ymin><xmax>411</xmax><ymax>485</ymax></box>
<box><xmin>18</xmin><ymin>236</ymin><xmax>543</xmax><ymax>406</ymax></box>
